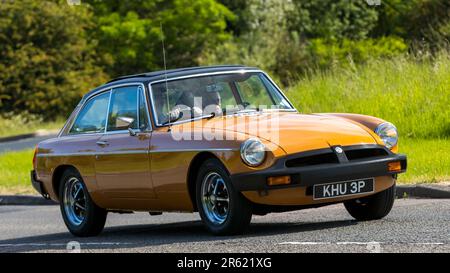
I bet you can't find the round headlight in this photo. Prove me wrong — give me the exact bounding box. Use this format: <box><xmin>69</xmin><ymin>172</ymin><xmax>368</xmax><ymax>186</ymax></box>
<box><xmin>240</xmin><ymin>138</ymin><xmax>266</xmax><ymax>167</ymax></box>
<box><xmin>374</xmin><ymin>122</ymin><xmax>398</xmax><ymax>149</ymax></box>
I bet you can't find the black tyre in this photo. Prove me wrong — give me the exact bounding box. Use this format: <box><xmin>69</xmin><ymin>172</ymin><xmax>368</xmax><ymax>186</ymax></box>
<box><xmin>196</xmin><ymin>158</ymin><xmax>252</xmax><ymax>235</ymax></box>
<box><xmin>59</xmin><ymin>169</ymin><xmax>107</xmax><ymax>237</ymax></box>
<box><xmin>344</xmin><ymin>184</ymin><xmax>396</xmax><ymax>221</ymax></box>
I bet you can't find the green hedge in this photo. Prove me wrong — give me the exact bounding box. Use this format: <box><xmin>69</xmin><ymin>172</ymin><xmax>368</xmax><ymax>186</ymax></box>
<box><xmin>286</xmin><ymin>52</ymin><xmax>450</xmax><ymax>139</ymax></box>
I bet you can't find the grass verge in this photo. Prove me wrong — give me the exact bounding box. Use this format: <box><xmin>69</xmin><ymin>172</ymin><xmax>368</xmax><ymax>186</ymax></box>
<box><xmin>0</xmin><ymin>149</ymin><xmax>34</xmax><ymax>194</ymax></box>
<box><xmin>0</xmin><ymin>139</ymin><xmax>448</xmax><ymax>194</ymax></box>
<box><xmin>397</xmin><ymin>138</ymin><xmax>450</xmax><ymax>184</ymax></box>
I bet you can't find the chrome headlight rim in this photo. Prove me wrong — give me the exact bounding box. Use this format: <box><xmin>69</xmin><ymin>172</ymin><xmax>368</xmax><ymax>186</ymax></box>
<box><xmin>240</xmin><ymin>138</ymin><xmax>267</xmax><ymax>167</ymax></box>
<box><xmin>374</xmin><ymin>122</ymin><xmax>398</xmax><ymax>149</ymax></box>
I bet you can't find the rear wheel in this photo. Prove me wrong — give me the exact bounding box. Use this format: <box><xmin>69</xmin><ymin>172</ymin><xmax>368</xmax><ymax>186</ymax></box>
<box><xmin>344</xmin><ymin>184</ymin><xmax>395</xmax><ymax>221</ymax></box>
<box><xmin>59</xmin><ymin>169</ymin><xmax>107</xmax><ymax>237</ymax></box>
<box><xmin>196</xmin><ymin>158</ymin><xmax>252</xmax><ymax>235</ymax></box>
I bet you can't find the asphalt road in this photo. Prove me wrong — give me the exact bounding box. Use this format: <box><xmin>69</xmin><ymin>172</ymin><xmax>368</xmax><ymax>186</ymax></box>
<box><xmin>0</xmin><ymin>134</ymin><xmax>57</xmax><ymax>153</ymax></box>
<box><xmin>0</xmin><ymin>198</ymin><xmax>449</xmax><ymax>253</ymax></box>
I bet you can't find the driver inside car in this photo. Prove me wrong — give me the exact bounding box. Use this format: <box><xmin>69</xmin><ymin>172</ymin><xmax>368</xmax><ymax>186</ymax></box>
<box><xmin>152</xmin><ymin>86</ymin><xmax>183</xmax><ymax>125</ymax></box>
<box><xmin>153</xmin><ymin>82</ymin><xmax>224</xmax><ymax>125</ymax></box>
<box><xmin>203</xmin><ymin>83</ymin><xmax>223</xmax><ymax>117</ymax></box>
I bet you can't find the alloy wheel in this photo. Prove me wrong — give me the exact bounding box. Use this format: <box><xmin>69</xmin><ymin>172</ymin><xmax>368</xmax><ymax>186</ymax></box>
<box><xmin>63</xmin><ymin>177</ymin><xmax>87</xmax><ymax>226</ymax></box>
<box><xmin>201</xmin><ymin>172</ymin><xmax>230</xmax><ymax>225</ymax></box>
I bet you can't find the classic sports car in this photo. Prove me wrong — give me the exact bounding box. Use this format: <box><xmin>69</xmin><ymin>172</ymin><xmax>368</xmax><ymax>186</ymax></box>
<box><xmin>31</xmin><ymin>66</ymin><xmax>407</xmax><ymax>236</ymax></box>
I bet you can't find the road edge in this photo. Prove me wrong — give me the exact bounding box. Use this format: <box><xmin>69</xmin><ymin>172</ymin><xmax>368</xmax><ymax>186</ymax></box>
<box><xmin>1</xmin><ymin>184</ymin><xmax>449</xmax><ymax>206</ymax></box>
<box><xmin>0</xmin><ymin>129</ymin><xmax>60</xmax><ymax>143</ymax></box>
<box><xmin>396</xmin><ymin>183</ymin><xmax>450</xmax><ymax>199</ymax></box>
<box><xmin>0</xmin><ymin>195</ymin><xmax>56</xmax><ymax>206</ymax></box>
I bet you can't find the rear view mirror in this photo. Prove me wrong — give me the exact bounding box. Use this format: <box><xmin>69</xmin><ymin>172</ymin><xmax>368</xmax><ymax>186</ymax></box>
<box><xmin>116</xmin><ymin>116</ymin><xmax>134</xmax><ymax>129</ymax></box>
<box><xmin>116</xmin><ymin>117</ymin><xmax>136</xmax><ymax>136</ymax></box>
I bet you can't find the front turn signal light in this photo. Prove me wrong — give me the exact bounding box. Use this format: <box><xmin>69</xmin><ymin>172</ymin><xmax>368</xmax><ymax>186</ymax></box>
<box><xmin>267</xmin><ymin>176</ymin><xmax>291</xmax><ymax>186</ymax></box>
<box><xmin>388</xmin><ymin>161</ymin><xmax>402</xmax><ymax>172</ymax></box>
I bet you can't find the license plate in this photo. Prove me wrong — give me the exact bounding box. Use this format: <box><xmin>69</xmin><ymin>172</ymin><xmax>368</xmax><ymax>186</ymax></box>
<box><xmin>313</xmin><ymin>178</ymin><xmax>374</xmax><ymax>200</ymax></box>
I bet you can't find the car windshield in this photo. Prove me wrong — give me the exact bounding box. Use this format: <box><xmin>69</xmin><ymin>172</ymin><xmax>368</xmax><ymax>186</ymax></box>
<box><xmin>150</xmin><ymin>72</ymin><xmax>293</xmax><ymax>126</ymax></box>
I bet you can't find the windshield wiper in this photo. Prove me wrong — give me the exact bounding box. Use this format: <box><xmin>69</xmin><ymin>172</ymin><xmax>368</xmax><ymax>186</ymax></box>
<box><xmin>230</xmin><ymin>108</ymin><xmax>260</xmax><ymax>116</ymax></box>
<box><xmin>223</xmin><ymin>107</ymin><xmax>259</xmax><ymax>115</ymax></box>
<box><xmin>161</xmin><ymin>113</ymin><xmax>216</xmax><ymax>126</ymax></box>
<box><xmin>160</xmin><ymin>113</ymin><xmax>182</xmax><ymax>126</ymax></box>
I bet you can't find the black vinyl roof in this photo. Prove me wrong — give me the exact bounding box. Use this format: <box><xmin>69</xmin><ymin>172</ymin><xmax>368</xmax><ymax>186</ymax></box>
<box><xmin>82</xmin><ymin>65</ymin><xmax>260</xmax><ymax>101</ymax></box>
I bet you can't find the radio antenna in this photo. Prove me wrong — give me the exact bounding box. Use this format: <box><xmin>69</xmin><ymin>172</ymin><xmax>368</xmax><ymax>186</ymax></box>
<box><xmin>160</xmin><ymin>22</ymin><xmax>171</xmax><ymax>131</ymax></box>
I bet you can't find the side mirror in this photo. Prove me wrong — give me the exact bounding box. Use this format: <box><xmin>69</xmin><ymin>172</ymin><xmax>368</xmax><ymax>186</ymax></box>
<box><xmin>116</xmin><ymin>117</ymin><xmax>136</xmax><ymax>136</ymax></box>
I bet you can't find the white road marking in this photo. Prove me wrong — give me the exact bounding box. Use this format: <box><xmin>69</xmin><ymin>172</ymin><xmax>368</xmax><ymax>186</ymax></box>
<box><xmin>278</xmin><ymin>241</ymin><xmax>445</xmax><ymax>246</ymax></box>
<box><xmin>337</xmin><ymin>241</ymin><xmax>381</xmax><ymax>245</ymax></box>
<box><xmin>0</xmin><ymin>240</ymin><xmax>446</xmax><ymax>248</ymax></box>
<box><xmin>0</xmin><ymin>242</ymin><xmax>134</xmax><ymax>247</ymax></box>
<box><xmin>279</xmin><ymin>242</ymin><xmax>331</xmax><ymax>245</ymax></box>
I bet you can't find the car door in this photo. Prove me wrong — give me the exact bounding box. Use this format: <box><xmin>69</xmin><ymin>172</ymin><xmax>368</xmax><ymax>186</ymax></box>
<box><xmin>94</xmin><ymin>84</ymin><xmax>156</xmax><ymax>199</ymax></box>
<box><xmin>65</xmin><ymin>91</ymin><xmax>111</xmax><ymax>193</ymax></box>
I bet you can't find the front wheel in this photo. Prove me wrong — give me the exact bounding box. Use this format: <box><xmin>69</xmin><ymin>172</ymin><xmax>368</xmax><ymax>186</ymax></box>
<box><xmin>59</xmin><ymin>169</ymin><xmax>107</xmax><ymax>237</ymax></box>
<box><xmin>196</xmin><ymin>159</ymin><xmax>252</xmax><ymax>235</ymax></box>
<box><xmin>344</xmin><ymin>184</ymin><xmax>396</xmax><ymax>221</ymax></box>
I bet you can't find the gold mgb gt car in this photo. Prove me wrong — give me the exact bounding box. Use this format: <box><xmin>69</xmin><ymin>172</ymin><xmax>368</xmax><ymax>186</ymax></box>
<box><xmin>31</xmin><ymin>66</ymin><xmax>407</xmax><ymax>236</ymax></box>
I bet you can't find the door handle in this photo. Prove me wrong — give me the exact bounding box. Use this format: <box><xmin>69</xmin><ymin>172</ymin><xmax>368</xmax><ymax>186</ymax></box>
<box><xmin>96</xmin><ymin>141</ymin><xmax>109</xmax><ymax>147</ymax></box>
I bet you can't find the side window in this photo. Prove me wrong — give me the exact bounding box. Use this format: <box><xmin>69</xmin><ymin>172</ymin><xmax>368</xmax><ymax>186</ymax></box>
<box><xmin>138</xmin><ymin>87</ymin><xmax>150</xmax><ymax>130</ymax></box>
<box><xmin>70</xmin><ymin>92</ymin><xmax>110</xmax><ymax>135</ymax></box>
<box><xmin>107</xmin><ymin>86</ymin><xmax>138</xmax><ymax>131</ymax></box>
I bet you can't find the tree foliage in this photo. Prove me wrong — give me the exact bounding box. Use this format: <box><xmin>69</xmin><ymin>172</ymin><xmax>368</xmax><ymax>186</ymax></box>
<box><xmin>289</xmin><ymin>0</ymin><xmax>379</xmax><ymax>41</ymax></box>
<box><xmin>374</xmin><ymin>0</ymin><xmax>450</xmax><ymax>45</ymax></box>
<box><xmin>0</xmin><ymin>0</ymin><xmax>107</xmax><ymax>119</ymax></box>
<box><xmin>201</xmin><ymin>0</ymin><xmax>406</xmax><ymax>84</ymax></box>
<box><xmin>87</xmin><ymin>0</ymin><xmax>234</xmax><ymax>77</ymax></box>
<box><xmin>0</xmin><ymin>0</ymin><xmax>448</xmax><ymax>119</ymax></box>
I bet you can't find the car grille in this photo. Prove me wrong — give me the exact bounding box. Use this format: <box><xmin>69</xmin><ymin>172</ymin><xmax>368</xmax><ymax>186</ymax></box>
<box><xmin>285</xmin><ymin>147</ymin><xmax>389</xmax><ymax>168</ymax></box>
<box><xmin>285</xmin><ymin>152</ymin><xmax>339</xmax><ymax>168</ymax></box>
<box><xmin>345</xmin><ymin>147</ymin><xmax>388</xmax><ymax>161</ymax></box>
